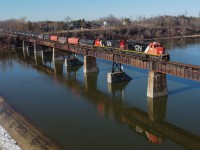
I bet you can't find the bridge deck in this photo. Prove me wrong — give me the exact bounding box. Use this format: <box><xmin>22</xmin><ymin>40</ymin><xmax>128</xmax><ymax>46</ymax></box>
<box><xmin>24</xmin><ymin>37</ymin><xmax>200</xmax><ymax>81</ymax></box>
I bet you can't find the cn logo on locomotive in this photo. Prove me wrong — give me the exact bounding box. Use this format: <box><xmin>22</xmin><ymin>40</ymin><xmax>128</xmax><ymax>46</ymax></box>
<box><xmin>134</xmin><ymin>45</ymin><xmax>142</xmax><ymax>51</ymax></box>
<box><xmin>107</xmin><ymin>41</ymin><xmax>112</xmax><ymax>46</ymax></box>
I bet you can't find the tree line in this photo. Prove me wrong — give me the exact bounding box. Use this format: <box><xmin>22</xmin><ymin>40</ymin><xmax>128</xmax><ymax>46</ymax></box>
<box><xmin>1</xmin><ymin>15</ymin><xmax>200</xmax><ymax>40</ymax></box>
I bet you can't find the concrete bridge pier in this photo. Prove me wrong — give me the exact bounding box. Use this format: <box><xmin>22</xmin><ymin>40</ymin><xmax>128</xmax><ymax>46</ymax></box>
<box><xmin>64</xmin><ymin>53</ymin><xmax>83</xmax><ymax>67</ymax></box>
<box><xmin>107</xmin><ymin>61</ymin><xmax>132</xmax><ymax>84</ymax></box>
<box><xmin>52</xmin><ymin>48</ymin><xmax>56</xmax><ymax>73</ymax></box>
<box><xmin>23</xmin><ymin>41</ymin><xmax>34</xmax><ymax>57</ymax></box>
<box><xmin>26</xmin><ymin>45</ymin><xmax>30</xmax><ymax>56</ymax></box>
<box><xmin>83</xmin><ymin>56</ymin><xmax>99</xmax><ymax>73</ymax></box>
<box><xmin>147</xmin><ymin>71</ymin><xmax>168</xmax><ymax>98</ymax></box>
<box><xmin>41</xmin><ymin>50</ymin><xmax>44</xmax><ymax>64</ymax></box>
<box><xmin>41</xmin><ymin>50</ymin><xmax>50</xmax><ymax>64</ymax></box>
<box><xmin>41</xmin><ymin>48</ymin><xmax>53</xmax><ymax>66</ymax></box>
<box><xmin>33</xmin><ymin>43</ymin><xmax>37</xmax><ymax>64</ymax></box>
<box><xmin>22</xmin><ymin>40</ymin><xmax>25</xmax><ymax>58</ymax></box>
<box><xmin>26</xmin><ymin>42</ymin><xmax>34</xmax><ymax>57</ymax></box>
<box><xmin>52</xmin><ymin>48</ymin><xmax>63</xmax><ymax>74</ymax></box>
<box><xmin>52</xmin><ymin>47</ymin><xmax>55</xmax><ymax>63</ymax></box>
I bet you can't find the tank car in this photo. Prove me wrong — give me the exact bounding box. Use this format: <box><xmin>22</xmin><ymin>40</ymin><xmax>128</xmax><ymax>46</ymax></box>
<box><xmin>58</xmin><ymin>37</ymin><xmax>68</xmax><ymax>44</ymax></box>
<box><xmin>50</xmin><ymin>35</ymin><xmax>59</xmax><ymax>42</ymax></box>
<box><xmin>67</xmin><ymin>38</ymin><xmax>79</xmax><ymax>45</ymax></box>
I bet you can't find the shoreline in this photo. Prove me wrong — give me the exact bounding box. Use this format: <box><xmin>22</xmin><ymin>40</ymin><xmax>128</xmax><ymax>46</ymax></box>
<box><xmin>0</xmin><ymin>96</ymin><xmax>60</xmax><ymax>150</ymax></box>
<box><xmin>147</xmin><ymin>34</ymin><xmax>200</xmax><ymax>40</ymax></box>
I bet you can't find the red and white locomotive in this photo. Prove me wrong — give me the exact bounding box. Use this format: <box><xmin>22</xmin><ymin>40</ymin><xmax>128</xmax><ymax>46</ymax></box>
<box><xmin>94</xmin><ymin>39</ymin><xmax>169</xmax><ymax>60</ymax></box>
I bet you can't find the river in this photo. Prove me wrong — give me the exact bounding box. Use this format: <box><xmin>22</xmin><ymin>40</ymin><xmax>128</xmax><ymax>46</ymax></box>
<box><xmin>0</xmin><ymin>37</ymin><xmax>200</xmax><ymax>150</ymax></box>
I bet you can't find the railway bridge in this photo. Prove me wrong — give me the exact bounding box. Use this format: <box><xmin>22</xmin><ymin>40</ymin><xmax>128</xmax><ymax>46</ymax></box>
<box><xmin>14</xmin><ymin>35</ymin><xmax>200</xmax><ymax>98</ymax></box>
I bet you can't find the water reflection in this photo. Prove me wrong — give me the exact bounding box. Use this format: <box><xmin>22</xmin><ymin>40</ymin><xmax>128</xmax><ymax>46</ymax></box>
<box><xmin>147</xmin><ymin>97</ymin><xmax>167</xmax><ymax>121</ymax></box>
<box><xmin>76</xmin><ymin>72</ymin><xmax>200</xmax><ymax>149</ymax></box>
<box><xmin>1</xmin><ymin>42</ymin><xmax>200</xmax><ymax>150</ymax></box>
<box><xmin>84</xmin><ymin>73</ymin><xmax>98</xmax><ymax>92</ymax></box>
<box><xmin>14</xmin><ymin>49</ymin><xmax>200</xmax><ymax>150</ymax></box>
<box><xmin>159</xmin><ymin>37</ymin><xmax>200</xmax><ymax>51</ymax></box>
<box><xmin>0</xmin><ymin>51</ymin><xmax>15</xmax><ymax>72</ymax></box>
<box><xmin>66</xmin><ymin>66</ymin><xmax>82</xmax><ymax>80</ymax></box>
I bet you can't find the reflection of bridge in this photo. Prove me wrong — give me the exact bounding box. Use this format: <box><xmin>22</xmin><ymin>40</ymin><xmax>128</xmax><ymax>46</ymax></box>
<box><xmin>11</xmin><ymin>35</ymin><xmax>200</xmax><ymax>99</ymax></box>
<box><xmin>17</xmin><ymin>51</ymin><xmax>200</xmax><ymax>150</ymax></box>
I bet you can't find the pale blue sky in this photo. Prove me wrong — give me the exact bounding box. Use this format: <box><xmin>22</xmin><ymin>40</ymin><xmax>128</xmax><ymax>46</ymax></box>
<box><xmin>1</xmin><ymin>0</ymin><xmax>200</xmax><ymax>21</ymax></box>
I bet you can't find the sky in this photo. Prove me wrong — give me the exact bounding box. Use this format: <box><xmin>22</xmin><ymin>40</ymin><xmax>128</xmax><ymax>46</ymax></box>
<box><xmin>0</xmin><ymin>0</ymin><xmax>200</xmax><ymax>21</ymax></box>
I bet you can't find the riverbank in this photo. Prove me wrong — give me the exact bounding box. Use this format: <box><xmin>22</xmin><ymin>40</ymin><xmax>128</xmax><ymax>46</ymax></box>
<box><xmin>0</xmin><ymin>124</ymin><xmax>21</xmax><ymax>150</ymax></box>
<box><xmin>0</xmin><ymin>96</ymin><xmax>60</xmax><ymax>150</ymax></box>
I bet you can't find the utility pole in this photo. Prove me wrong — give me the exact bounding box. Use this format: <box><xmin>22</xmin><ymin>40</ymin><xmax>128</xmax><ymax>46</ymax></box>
<box><xmin>184</xmin><ymin>9</ymin><xmax>187</xmax><ymax>16</ymax></box>
<box><xmin>10</xmin><ymin>24</ymin><xmax>12</xmax><ymax>32</ymax></box>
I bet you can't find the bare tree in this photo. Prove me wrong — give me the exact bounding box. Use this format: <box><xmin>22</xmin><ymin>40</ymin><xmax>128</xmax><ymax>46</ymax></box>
<box><xmin>64</xmin><ymin>16</ymin><xmax>72</xmax><ymax>23</ymax></box>
<box><xmin>17</xmin><ymin>17</ymin><xmax>28</xmax><ymax>31</ymax></box>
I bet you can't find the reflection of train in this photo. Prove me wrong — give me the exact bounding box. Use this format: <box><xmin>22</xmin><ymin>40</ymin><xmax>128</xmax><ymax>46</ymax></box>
<box><xmin>135</xmin><ymin>126</ymin><xmax>164</xmax><ymax>144</ymax></box>
<box><xmin>12</xmin><ymin>31</ymin><xmax>170</xmax><ymax>61</ymax></box>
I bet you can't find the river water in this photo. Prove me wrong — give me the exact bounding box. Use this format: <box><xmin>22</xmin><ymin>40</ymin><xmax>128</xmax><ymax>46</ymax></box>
<box><xmin>0</xmin><ymin>38</ymin><xmax>200</xmax><ymax>150</ymax></box>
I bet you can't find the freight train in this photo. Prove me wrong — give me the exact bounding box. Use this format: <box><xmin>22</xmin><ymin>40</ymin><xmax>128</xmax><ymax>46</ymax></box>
<box><xmin>12</xmin><ymin>31</ymin><xmax>170</xmax><ymax>61</ymax></box>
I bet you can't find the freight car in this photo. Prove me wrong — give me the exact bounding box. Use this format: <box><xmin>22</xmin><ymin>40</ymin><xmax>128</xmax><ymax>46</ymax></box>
<box><xmin>43</xmin><ymin>34</ymin><xmax>51</xmax><ymax>40</ymax></box>
<box><xmin>79</xmin><ymin>39</ymin><xmax>95</xmax><ymax>47</ymax></box>
<box><xmin>37</xmin><ymin>34</ymin><xmax>44</xmax><ymax>39</ymax></box>
<box><xmin>58</xmin><ymin>37</ymin><xmax>68</xmax><ymax>44</ymax></box>
<box><xmin>31</xmin><ymin>33</ymin><xmax>38</xmax><ymax>38</ymax></box>
<box><xmin>67</xmin><ymin>37</ymin><xmax>79</xmax><ymax>45</ymax></box>
<box><xmin>50</xmin><ymin>35</ymin><xmax>59</xmax><ymax>42</ymax></box>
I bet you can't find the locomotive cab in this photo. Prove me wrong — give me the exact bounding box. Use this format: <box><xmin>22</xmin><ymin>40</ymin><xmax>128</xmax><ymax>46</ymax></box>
<box><xmin>119</xmin><ymin>40</ymin><xmax>125</xmax><ymax>50</ymax></box>
<box><xmin>94</xmin><ymin>39</ymin><xmax>102</xmax><ymax>47</ymax></box>
<box><xmin>145</xmin><ymin>42</ymin><xmax>165</xmax><ymax>56</ymax></box>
